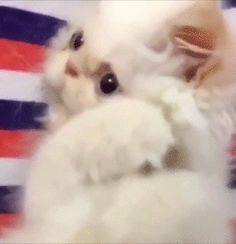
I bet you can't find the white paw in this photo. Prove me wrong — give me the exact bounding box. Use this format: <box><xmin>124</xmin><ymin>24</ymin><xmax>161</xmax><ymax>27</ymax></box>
<box><xmin>132</xmin><ymin>75</ymin><xmax>207</xmax><ymax>130</ymax></box>
<box><xmin>54</xmin><ymin>98</ymin><xmax>174</xmax><ymax>183</ymax></box>
<box><xmin>160</xmin><ymin>86</ymin><xmax>207</xmax><ymax>130</ymax></box>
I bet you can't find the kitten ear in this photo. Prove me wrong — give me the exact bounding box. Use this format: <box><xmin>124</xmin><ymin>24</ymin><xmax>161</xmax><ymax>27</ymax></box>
<box><xmin>172</xmin><ymin>25</ymin><xmax>217</xmax><ymax>83</ymax></box>
<box><xmin>169</xmin><ymin>1</ymin><xmax>226</xmax><ymax>85</ymax></box>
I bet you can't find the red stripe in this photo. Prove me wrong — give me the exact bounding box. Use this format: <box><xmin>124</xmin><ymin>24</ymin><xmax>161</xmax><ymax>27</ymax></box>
<box><xmin>231</xmin><ymin>218</ymin><xmax>236</xmax><ymax>243</ymax></box>
<box><xmin>0</xmin><ymin>39</ymin><xmax>46</xmax><ymax>72</ymax></box>
<box><xmin>0</xmin><ymin>214</ymin><xmax>21</xmax><ymax>236</ymax></box>
<box><xmin>0</xmin><ymin>130</ymin><xmax>43</xmax><ymax>158</ymax></box>
<box><xmin>0</xmin><ymin>216</ymin><xmax>235</xmax><ymax>240</ymax></box>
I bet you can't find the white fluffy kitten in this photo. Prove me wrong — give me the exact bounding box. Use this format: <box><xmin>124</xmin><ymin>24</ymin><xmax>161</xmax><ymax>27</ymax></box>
<box><xmin>45</xmin><ymin>1</ymin><xmax>236</xmax><ymax>148</ymax></box>
<box><xmin>2</xmin><ymin>1</ymin><xmax>233</xmax><ymax>243</ymax></box>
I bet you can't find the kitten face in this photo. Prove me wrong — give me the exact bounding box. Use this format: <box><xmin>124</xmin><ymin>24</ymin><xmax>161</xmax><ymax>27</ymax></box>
<box><xmin>44</xmin><ymin>0</ymin><xmax>235</xmax><ymax>129</ymax></box>
<box><xmin>44</xmin><ymin>2</ymin><xmax>188</xmax><ymax>115</ymax></box>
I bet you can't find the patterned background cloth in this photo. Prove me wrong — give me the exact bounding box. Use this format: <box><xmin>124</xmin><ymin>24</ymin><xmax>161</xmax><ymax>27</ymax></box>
<box><xmin>0</xmin><ymin>0</ymin><xmax>235</xmax><ymax>237</ymax></box>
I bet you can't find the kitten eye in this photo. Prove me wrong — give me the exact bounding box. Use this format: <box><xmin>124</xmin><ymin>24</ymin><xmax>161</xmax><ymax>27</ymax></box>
<box><xmin>69</xmin><ymin>31</ymin><xmax>84</xmax><ymax>50</ymax></box>
<box><xmin>100</xmin><ymin>73</ymin><xmax>119</xmax><ymax>95</ymax></box>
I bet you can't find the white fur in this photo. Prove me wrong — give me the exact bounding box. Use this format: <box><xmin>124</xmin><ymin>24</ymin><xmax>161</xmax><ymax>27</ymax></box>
<box><xmin>44</xmin><ymin>1</ymin><xmax>236</xmax><ymax>151</ymax></box>
<box><xmin>2</xmin><ymin>94</ymin><xmax>231</xmax><ymax>243</ymax></box>
<box><xmin>2</xmin><ymin>1</ymin><xmax>233</xmax><ymax>243</ymax></box>
<box><xmin>73</xmin><ymin>171</ymin><xmax>229</xmax><ymax>243</ymax></box>
<box><xmin>42</xmin><ymin>1</ymin><xmax>193</xmax><ymax>130</ymax></box>
<box><xmin>2</xmin><ymin>97</ymin><xmax>174</xmax><ymax>242</ymax></box>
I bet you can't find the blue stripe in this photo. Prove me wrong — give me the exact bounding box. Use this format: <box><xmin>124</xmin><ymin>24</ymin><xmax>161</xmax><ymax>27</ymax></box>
<box><xmin>229</xmin><ymin>176</ymin><xmax>236</xmax><ymax>189</ymax></box>
<box><xmin>227</xmin><ymin>0</ymin><xmax>236</xmax><ymax>7</ymax></box>
<box><xmin>0</xmin><ymin>186</ymin><xmax>22</xmax><ymax>214</ymax></box>
<box><xmin>0</xmin><ymin>100</ymin><xmax>48</xmax><ymax>130</ymax></box>
<box><xmin>224</xmin><ymin>0</ymin><xmax>236</xmax><ymax>8</ymax></box>
<box><xmin>231</xmin><ymin>159</ymin><xmax>236</xmax><ymax>165</ymax></box>
<box><xmin>0</xmin><ymin>6</ymin><xmax>66</xmax><ymax>45</ymax></box>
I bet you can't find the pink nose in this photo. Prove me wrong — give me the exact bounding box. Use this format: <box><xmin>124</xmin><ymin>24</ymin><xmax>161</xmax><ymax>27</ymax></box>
<box><xmin>65</xmin><ymin>61</ymin><xmax>79</xmax><ymax>77</ymax></box>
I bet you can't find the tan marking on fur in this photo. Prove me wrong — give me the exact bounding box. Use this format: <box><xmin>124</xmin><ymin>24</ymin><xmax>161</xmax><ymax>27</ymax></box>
<box><xmin>82</xmin><ymin>53</ymin><xmax>111</xmax><ymax>79</ymax></box>
<box><xmin>198</xmin><ymin>60</ymin><xmax>222</xmax><ymax>86</ymax></box>
<box><xmin>171</xmin><ymin>0</ymin><xmax>228</xmax><ymax>52</ymax></box>
<box><xmin>171</xmin><ymin>1</ymin><xmax>227</xmax><ymax>44</ymax></box>
<box><xmin>91</xmin><ymin>62</ymin><xmax>112</xmax><ymax>77</ymax></box>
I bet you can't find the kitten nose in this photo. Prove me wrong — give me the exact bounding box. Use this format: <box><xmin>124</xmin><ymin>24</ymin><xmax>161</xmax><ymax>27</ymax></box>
<box><xmin>65</xmin><ymin>61</ymin><xmax>79</xmax><ymax>77</ymax></box>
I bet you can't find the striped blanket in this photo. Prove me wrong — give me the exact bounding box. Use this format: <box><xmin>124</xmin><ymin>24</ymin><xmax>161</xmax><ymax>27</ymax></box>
<box><xmin>0</xmin><ymin>0</ymin><xmax>235</xmax><ymax>237</ymax></box>
<box><xmin>0</xmin><ymin>2</ymin><xmax>68</xmax><ymax>233</ymax></box>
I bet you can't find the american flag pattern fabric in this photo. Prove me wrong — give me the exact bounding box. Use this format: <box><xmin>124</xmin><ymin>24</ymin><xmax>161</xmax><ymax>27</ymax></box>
<box><xmin>0</xmin><ymin>3</ymin><xmax>66</xmax><ymax>233</ymax></box>
<box><xmin>0</xmin><ymin>0</ymin><xmax>235</xmax><ymax>237</ymax></box>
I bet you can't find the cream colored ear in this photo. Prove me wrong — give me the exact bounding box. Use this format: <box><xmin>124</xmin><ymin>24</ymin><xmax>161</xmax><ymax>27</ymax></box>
<box><xmin>172</xmin><ymin>25</ymin><xmax>217</xmax><ymax>82</ymax></box>
<box><xmin>170</xmin><ymin>0</ymin><xmax>227</xmax><ymax>84</ymax></box>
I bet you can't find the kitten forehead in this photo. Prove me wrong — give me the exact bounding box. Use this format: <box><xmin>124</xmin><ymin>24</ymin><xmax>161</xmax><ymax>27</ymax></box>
<box><xmin>71</xmin><ymin>0</ymin><xmax>224</xmax><ymax>83</ymax></box>
<box><xmin>84</xmin><ymin>1</ymin><xmax>198</xmax><ymax>59</ymax></box>
<box><xmin>98</xmin><ymin>0</ymin><xmax>197</xmax><ymax>37</ymax></box>
<box><xmin>99</xmin><ymin>0</ymin><xmax>193</xmax><ymax>26</ymax></box>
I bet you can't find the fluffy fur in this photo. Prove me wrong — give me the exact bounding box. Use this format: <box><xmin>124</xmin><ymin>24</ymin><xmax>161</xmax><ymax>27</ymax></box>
<box><xmin>2</xmin><ymin>76</ymin><xmax>232</xmax><ymax>243</ymax></box>
<box><xmin>2</xmin><ymin>1</ymin><xmax>234</xmax><ymax>243</ymax></box>
<box><xmin>2</xmin><ymin>93</ymin><xmax>231</xmax><ymax>243</ymax></box>
<box><xmin>44</xmin><ymin>1</ymin><xmax>236</xmax><ymax>148</ymax></box>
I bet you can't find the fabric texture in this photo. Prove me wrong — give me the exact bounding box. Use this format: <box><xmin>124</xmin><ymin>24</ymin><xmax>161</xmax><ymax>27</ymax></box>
<box><xmin>0</xmin><ymin>1</ymin><xmax>70</xmax><ymax>233</ymax></box>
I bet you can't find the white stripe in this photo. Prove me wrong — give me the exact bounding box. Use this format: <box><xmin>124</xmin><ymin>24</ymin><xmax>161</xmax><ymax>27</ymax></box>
<box><xmin>0</xmin><ymin>70</ymin><xmax>44</xmax><ymax>102</ymax></box>
<box><xmin>0</xmin><ymin>158</ymin><xmax>30</xmax><ymax>186</ymax></box>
